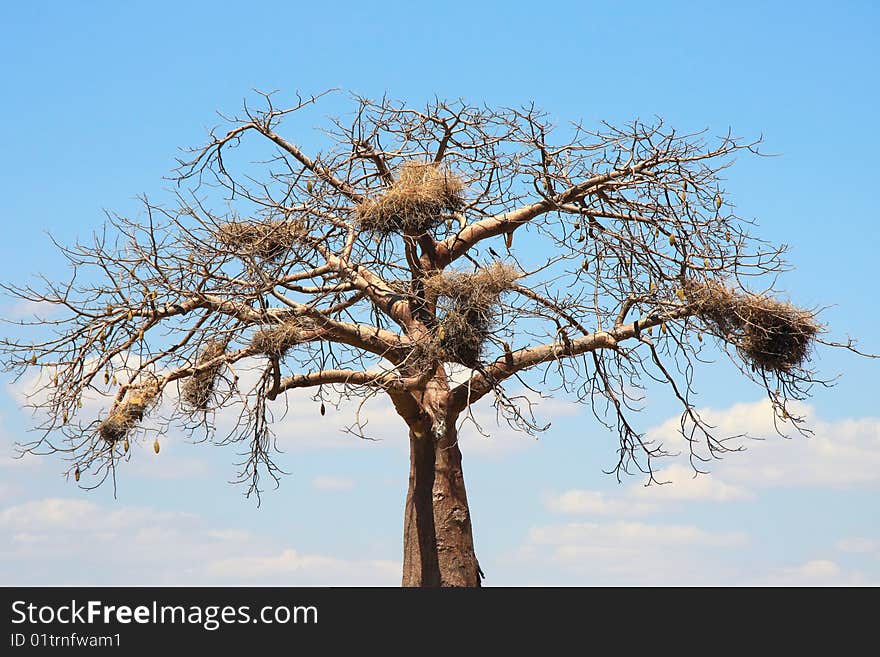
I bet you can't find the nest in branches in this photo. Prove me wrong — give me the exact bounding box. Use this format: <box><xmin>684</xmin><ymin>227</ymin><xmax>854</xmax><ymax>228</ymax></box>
<box><xmin>250</xmin><ymin>318</ymin><xmax>314</xmax><ymax>358</ymax></box>
<box><xmin>425</xmin><ymin>263</ymin><xmax>519</xmax><ymax>367</ymax></box>
<box><xmin>181</xmin><ymin>341</ymin><xmax>226</xmax><ymax>411</ymax></box>
<box><xmin>99</xmin><ymin>379</ymin><xmax>159</xmax><ymax>444</ymax></box>
<box><xmin>356</xmin><ymin>161</ymin><xmax>464</xmax><ymax>235</ymax></box>
<box><xmin>685</xmin><ymin>280</ymin><xmax>819</xmax><ymax>373</ymax></box>
<box><xmin>216</xmin><ymin>220</ymin><xmax>304</xmax><ymax>260</ymax></box>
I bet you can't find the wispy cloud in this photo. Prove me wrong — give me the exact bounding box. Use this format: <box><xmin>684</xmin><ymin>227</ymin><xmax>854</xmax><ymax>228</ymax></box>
<box><xmin>202</xmin><ymin>550</ymin><xmax>399</xmax><ymax>586</ymax></box>
<box><xmin>0</xmin><ymin>497</ymin><xmax>398</xmax><ymax>586</ymax></box>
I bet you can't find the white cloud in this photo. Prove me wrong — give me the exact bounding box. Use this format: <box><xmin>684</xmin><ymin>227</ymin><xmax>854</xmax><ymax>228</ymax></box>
<box><xmin>753</xmin><ymin>560</ymin><xmax>875</xmax><ymax>586</ymax></box>
<box><xmin>0</xmin><ymin>497</ymin><xmax>398</xmax><ymax>586</ymax></box>
<box><xmin>203</xmin><ymin>549</ymin><xmax>399</xmax><ymax>586</ymax></box>
<box><xmin>528</xmin><ymin>521</ymin><xmax>748</xmax><ymax>550</ymax></box>
<box><xmin>500</xmin><ymin>519</ymin><xmax>749</xmax><ymax>585</ymax></box>
<box><xmin>0</xmin><ymin>498</ymin><xmax>192</xmax><ymax>536</ymax></box>
<box><xmin>835</xmin><ymin>537</ymin><xmax>879</xmax><ymax>554</ymax></box>
<box><xmin>647</xmin><ymin>399</ymin><xmax>880</xmax><ymax>489</ymax></box>
<box><xmin>545</xmin><ymin>465</ymin><xmax>751</xmax><ymax>520</ymax></box>
<box><xmin>5</xmin><ymin>299</ymin><xmax>62</xmax><ymax>320</ymax></box>
<box><xmin>311</xmin><ymin>475</ymin><xmax>355</xmax><ymax>492</ymax></box>
<box><xmin>546</xmin><ymin>490</ymin><xmax>659</xmax><ymax>517</ymax></box>
<box><xmin>633</xmin><ymin>464</ymin><xmax>753</xmax><ymax>502</ymax></box>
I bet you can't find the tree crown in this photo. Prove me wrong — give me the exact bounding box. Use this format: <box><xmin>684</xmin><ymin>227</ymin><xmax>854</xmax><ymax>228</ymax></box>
<box><xmin>1</xmin><ymin>92</ymin><xmax>860</xmax><ymax>497</ymax></box>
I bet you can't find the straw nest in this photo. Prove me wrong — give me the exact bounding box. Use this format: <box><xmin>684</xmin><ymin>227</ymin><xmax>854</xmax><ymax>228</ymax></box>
<box><xmin>181</xmin><ymin>341</ymin><xmax>226</xmax><ymax>411</ymax></box>
<box><xmin>425</xmin><ymin>263</ymin><xmax>519</xmax><ymax>367</ymax></box>
<box><xmin>99</xmin><ymin>379</ymin><xmax>159</xmax><ymax>444</ymax></box>
<box><xmin>216</xmin><ymin>220</ymin><xmax>304</xmax><ymax>260</ymax></box>
<box><xmin>356</xmin><ymin>161</ymin><xmax>464</xmax><ymax>234</ymax></box>
<box><xmin>250</xmin><ymin>318</ymin><xmax>315</xmax><ymax>358</ymax></box>
<box><xmin>685</xmin><ymin>280</ymin><xmax>819</xmax><ymax>373</ymax></box>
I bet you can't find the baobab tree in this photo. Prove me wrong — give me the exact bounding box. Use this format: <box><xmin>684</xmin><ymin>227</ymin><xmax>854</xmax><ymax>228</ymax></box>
<box><xmin>0</xmin><ymin>92</ymin><xmax>861</xmax><ymax>587</ymax></box>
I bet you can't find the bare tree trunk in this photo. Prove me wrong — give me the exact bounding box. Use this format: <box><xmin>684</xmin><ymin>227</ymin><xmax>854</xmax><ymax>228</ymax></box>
<box><xmin>433</xmin><ymin>423</ymin><xmax>481</xmax><ymax>587</ymax></box>
<box><xmin>402</xmin><ymin>424</ymin><xmax>441</xmax><ymax>587</ymax></box>
<box><xmin>401</xmin><ymin>419</ymin><xmax>481</xmax><ymax>587</ymax></box>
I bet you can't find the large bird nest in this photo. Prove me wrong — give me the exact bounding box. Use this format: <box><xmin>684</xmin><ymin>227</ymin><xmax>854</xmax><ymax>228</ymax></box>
<box><xmin>181</xmin><ymin>341</ymin><xmax>226</xmax><ymax>411</ymax></box>
<box><xmin>250</xmin><ymin>318</ymin><xmax>315</xmax><ymax>358</ymax></box>
<box><xmin>99</xmin><ymin>379</ymin><xmax>160</xmax><ymax>444</ymax></box>
<box><xmin>216</xmin><ymin>219</ymin><xmax>304</xmax><ymax>260</ymax></box>
<box><xmin>356</xmin><ymin>161</ymin><xmax>465</xmax><ymax>235</ymax></box>
<box><xmin>685</xmin><ymin>280</ymin><xmax>819</xmax><ymax>373</ymax></box>
<box><xmin>425</xmin><ymin>263</ymin><xmax>519</xmax><ymax>367</ymax></box>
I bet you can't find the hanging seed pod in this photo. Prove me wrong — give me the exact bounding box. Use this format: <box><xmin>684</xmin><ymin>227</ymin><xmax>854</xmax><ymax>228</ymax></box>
<box><xmin>703</xmin><ymin>258</ymin><xmax>711</xmax><ymax>268</ymax></box>
<box><xmin>678</xmin><ymin>190</ymin><xmax>687</xmax><ymax>203</ymax></box>
<box><xmin>123</xmin><ymin>438</ymin><xmax>130</xmax><ymax>453</ymax></box>
<box><xmin>127</xmin><ymin>310</ymin><xmax>134</xmax><ymax>322</ymax></box>
<box><xmin>137</xmin><ymin>328</ymin><xmax>145</xmax><ymax>341</ymax></box>
<box><xmin>697</xmin><ymin>332</ymin><xmax>703</xmax><ymax>342</ymax></box>
<box><xmin>505</xmin><ymin>231</ymin><xmax>514</xmax><ymax>250</ymax></box>
<box><xmin>77</xmin><ymin>399</ymin><xmax>83</xmax><ymax>409</ymax></box>
<box><xmin>649</xmin><ymin>281</ymin><xmax>657</xmax><ymax>292</ymax></box>
<box><xmin>106</xmin><ymin>304</ymin><xmax>113</xmax><ymax>315</ymax></box>
<box><xmin>715</xmin><ymin>194</ymin><xmax>723</xmax><ymax>210</ymax></box>
<box><xmin>668</xmin><ymin>233</ymin><xmax>676</xmax><ymax>246</ymax></box>
<box><xmin>52</xmin><ymin>373</ymin><xmax>58</xmax><ymax>386</ymax></box>
<box><xmin>654</xmin><ymin>226</ymin><xmax>660</xmax><ymax>238</ymax></box>
<box><xmin>104</xmin><ymin>371</ymin><xmax>110</xmax><ymax>385</ymax></box>
<box><xmin>62</xmin><ymin>411</ymin><xmax>68</xmax><ymax>424</ymax></box>
<box><xmin>153</xmin><ymin>439</ymin><xmax>160</xmax><ymax>454</ymax></box>
<box><xmin>74</xmin><ymin>467</ymin><xmax>80</xmax><ymax>483</ymax></box>
<box><xmin>646</xmin><ymin>326</ymin><xmax>653</xmax><ymax>336</ymax></box>
<box><xmin>111</xmin><ymin>375</ymin><xmax>118</xmax><ymax>386</ymax></box>
<box><xmin>30</xmin><ymin>354</ymin><xmax>38</xmax><ymax>366</ymax></box>
<box><xmin>320</xmin><ymin>403</ymin><xmax>326</xmax><ymax>416</ymax></box>
<box><xmin>582</xmin><ymin>259</ymin><xmax>589</xmax><ymax>271</ymax></box>
<box><xmin>675</xmin><ymin>289</ymin><xmax>686</xmax><ymax>302</ymax></box>
<box><xmin>660</xmin><ymin>322</ymin><xmax>667</xmax><ymax>334</ymax></box>
<box><xmin>576</xmin><ymin>234</ymin><xmax>585</xmax><ymax>243</ymax></box>
<box><xmin>573</xmin><ymin>222</ymin><xmax>581</xmax><ymax>230</ymax></box>
<box><xmin>307</xmin><ymin>180</ymin><xmax>313</xmax><ymax>193</ymax></box>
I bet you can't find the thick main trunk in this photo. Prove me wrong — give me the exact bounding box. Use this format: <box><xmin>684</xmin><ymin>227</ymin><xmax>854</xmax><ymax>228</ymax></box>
<box><xmin>401</xmin><ymin>422</ymin><xmax>481</xmax><ymax>587</ymax></box>
<box><xmin>432</xmin><ymin>425</ymin><xmax>481</xmax><ymax>586</ymax></box>
<box><xmin>401</xmin><ymin>425</ymin><xmax>441</xmax><ymax>586</ymax></box>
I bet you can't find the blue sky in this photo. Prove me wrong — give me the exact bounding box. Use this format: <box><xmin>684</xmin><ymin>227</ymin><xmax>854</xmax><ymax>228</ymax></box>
<box><xmin>0</xmin><ymin>0</ymin><xmax>878</xmax><ymax>585</ymax></box>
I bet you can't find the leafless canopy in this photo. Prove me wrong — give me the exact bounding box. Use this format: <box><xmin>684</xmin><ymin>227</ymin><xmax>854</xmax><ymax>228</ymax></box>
<box><xmin>1</xmin><ymin>91</ymin><xmax>859</xmax><ymax>497</ymax></box>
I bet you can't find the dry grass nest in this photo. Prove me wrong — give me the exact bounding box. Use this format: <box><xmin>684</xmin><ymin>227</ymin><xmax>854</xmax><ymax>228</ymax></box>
<box><xmin>99</xmin><ymin>379</ymin><xmax>159</xmax><ymax>444</ymax></box>
<box><xmin>356</xmin><ymin>161</ymin><xmax>464</xmax><ymax>235</ymax></box>
<box><xmin>250</xmin><ymin>318</ymin><xmax>315</xmax><ymax>358</ymax></box>
<box><xmin>216</xmin><ymin>219</ymin><xmax>304</xmax><ymax>260</ymax></box>
<box><xmin>685</xmin><ymin>279</ymin><xmax>819</xmax><ymax>373</ymax></box>
<box><xmin>181</xmin><ymin>341</ymin><xmax>226</xmax><ymax>411</ymax></box>
<box><xmin>425</xmin><ymin>263</ymin><xmax>519</xmax><ymax>367</ymax></box>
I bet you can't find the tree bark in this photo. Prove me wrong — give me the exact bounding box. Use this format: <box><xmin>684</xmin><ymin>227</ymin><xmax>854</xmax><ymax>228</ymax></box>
<box><xmin>401</xmin><ymin>424</ymin><xmax>441</xmax><ymax>587</ymax></box>
<box><xmin>432</xmin><ymin>423</ymin><xmax>481</xmax><ymax>586</ymax></box>
<box><xmin>401</xmin><ymin>420</ymin><xmax>481</xmax><ymax>587</ymax></box>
